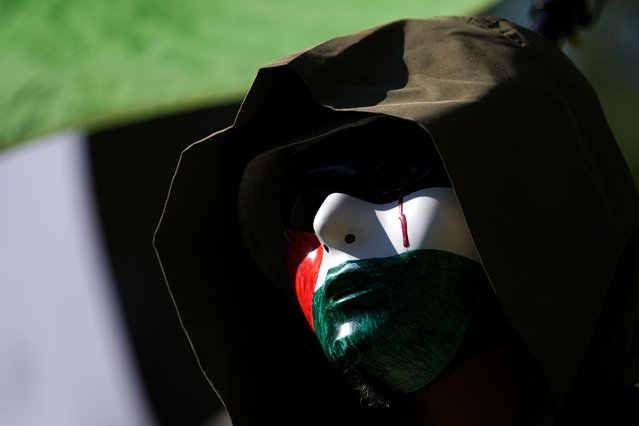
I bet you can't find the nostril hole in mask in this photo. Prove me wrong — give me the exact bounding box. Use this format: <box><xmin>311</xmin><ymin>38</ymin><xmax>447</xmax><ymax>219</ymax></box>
<box><xmin>323</xmin><ymin>244</ymin><xmax>330</xmax><ymax>252</ymax></box>
<box><xmin>344</xmin><ymin>234</ymin><xmax>356</xmax><ymax>244</ymax></box>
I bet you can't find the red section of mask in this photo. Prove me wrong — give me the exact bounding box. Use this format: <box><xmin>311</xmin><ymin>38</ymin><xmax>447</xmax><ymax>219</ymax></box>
<box><xmin>398</xmin><ymin>195</ymin><xmax>410</xmax><ymax>248</ymax></box>
<box><xmin>286</xmin><ymin>229</ymin><xmax>323</xmax><ymax>330</ymax></box>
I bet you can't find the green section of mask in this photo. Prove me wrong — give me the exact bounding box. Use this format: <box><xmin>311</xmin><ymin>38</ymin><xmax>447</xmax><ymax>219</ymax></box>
<box><xmin>313</xmin><ymin>249</ymin><xmax>487</xmax><ymax>398</ymax></box>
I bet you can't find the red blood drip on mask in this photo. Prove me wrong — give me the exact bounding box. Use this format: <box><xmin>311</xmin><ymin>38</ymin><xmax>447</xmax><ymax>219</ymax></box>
<box><xmin>286</xmin><ymin>229</ymin><xmax>323</xmax><ymax>330</ymax></box>
<box><xmin>398</xmin><ymin>196</ymin><xmax>410</xmax><ymax>248</ymax></box>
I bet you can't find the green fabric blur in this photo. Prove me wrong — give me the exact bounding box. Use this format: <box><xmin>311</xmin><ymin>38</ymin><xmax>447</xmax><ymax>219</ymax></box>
<box><xmin>0</xmin><ymin>0</ymin><xmax>496</xmax><ymax>150</ymax></box>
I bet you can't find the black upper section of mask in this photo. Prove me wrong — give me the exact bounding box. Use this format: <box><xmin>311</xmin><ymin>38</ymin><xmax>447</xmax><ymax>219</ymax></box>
<box><xmin>283</xmin><ymin>118</ymin><xmax>452</xmax><ymax>232</ymax></box>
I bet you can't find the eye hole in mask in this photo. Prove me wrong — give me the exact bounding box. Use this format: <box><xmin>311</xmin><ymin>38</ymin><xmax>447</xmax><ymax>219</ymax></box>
<box><xmin>358</xmin><ymin>147</ymin><xmax>434</xmax><ymax>194</ymax></box>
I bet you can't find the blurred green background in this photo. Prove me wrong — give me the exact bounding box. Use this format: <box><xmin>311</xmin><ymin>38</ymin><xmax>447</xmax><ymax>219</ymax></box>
<box><xmin>1</xmin><ymin>0</ymin><xmax>636</xmax><ymax>178</ymax></box>
<box><xmin>0</xmin><ymin>0</ymin><xmax>497</xmax><ymax>150</ymax></box>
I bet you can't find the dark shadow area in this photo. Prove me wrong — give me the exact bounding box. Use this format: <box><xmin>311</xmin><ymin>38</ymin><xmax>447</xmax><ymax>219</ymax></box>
<box><xmin>88</xmin><ymin>102</ymin><xmax>241</xmax><ymax>426</ymax></box>
<box><xmin>485</xmin><ymin>0</ymin><xmax>639</xmax><ymax>185</ymax></box>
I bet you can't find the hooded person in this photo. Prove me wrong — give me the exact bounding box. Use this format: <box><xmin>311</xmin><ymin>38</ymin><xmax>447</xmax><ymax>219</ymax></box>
<box><xmin>153</xmin><ymin>16</ymin><xmax>639</xmax><ymax>426</ymax></box>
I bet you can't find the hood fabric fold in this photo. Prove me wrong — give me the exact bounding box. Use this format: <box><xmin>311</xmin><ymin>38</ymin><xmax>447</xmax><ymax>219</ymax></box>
<box><xmin>154</xmin><ymin>16</ymin><xmax>639</xmax><ymax>425</ymax></box>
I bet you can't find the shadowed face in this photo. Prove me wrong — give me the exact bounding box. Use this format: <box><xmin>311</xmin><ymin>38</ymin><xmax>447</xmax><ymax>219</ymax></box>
<box><xmin>284</xmin><ymin>119</ymin><xmax>488</xmax><ymax>400</ymax></box>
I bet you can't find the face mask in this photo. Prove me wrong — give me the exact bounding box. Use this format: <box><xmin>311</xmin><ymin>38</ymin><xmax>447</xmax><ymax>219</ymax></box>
<box><xmin>283</xmin><ymin>119</ymin><xmax>486</xmax><ymax>402</ymax></box>
<box><xmin>312</xmin><ymin>249</ymin><xmax>486</xmax><ymax>397</ymax></box>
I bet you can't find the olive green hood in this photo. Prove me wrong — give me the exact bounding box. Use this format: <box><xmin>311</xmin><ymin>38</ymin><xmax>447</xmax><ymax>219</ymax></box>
<box><xmin>154</xmin><ymin>16</ymin><xmax>639</xmax><ymax>425</ymax></box>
